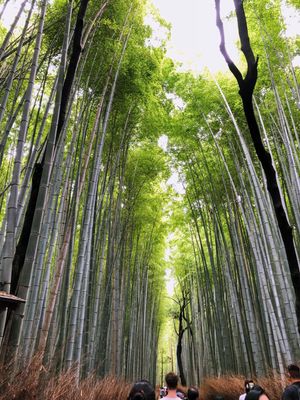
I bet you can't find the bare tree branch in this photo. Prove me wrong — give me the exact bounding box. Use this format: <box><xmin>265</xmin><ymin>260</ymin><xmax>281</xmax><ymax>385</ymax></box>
<box><xmin>234</xmin><ymin>0</ymin><xmax>256</xmax><ymax>68</ymax></box>
<box><xmin>215</xmin><ymin>0</ymin><xmax>243</xmax><ymax>86</ymax></box>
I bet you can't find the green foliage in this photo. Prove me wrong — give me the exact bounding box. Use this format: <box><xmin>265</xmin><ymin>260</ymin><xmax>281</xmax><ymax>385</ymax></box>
<box><xmin>42</xmin><ymin>0</ymin><xmax>68</xmax><ymax>55</ymax></box>
<box><xmin>0</xmin><ymin>23</ymin><xmax>6</xmax><ymax>42</ymax></box>
<box><xmin>245</xmin><ymin>0</ymin><xmax>297</xmax><ymax>90</ymax></box>
<box><xmin>124</xmin><ymin>141</ymin><xmax>170</xmax><ymax>228</ymax></box>
<box><xmin>286</xmin><ymin>0</ymin><xmax>300</xmax><ymax>7</ymax></box>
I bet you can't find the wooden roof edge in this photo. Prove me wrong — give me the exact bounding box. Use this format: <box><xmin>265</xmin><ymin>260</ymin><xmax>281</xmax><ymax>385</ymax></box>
<box><xmin>0</xmin><ymin>291</ymin><xmax>26</xmax><ymax>303</ymax></box>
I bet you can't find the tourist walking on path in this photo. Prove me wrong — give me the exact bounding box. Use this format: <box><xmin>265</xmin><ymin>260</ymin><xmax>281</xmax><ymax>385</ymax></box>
<box><xmin>128</xmin><ymin>380</ymin><xmax>156</xmax><ymax>400</ymax></box>
<box><xmin>187</xmin><ymin>386</ymin><xmax>199</xmax><ymax>400</ymax></box>
<box><xmin>245</xmin><ymin>385</ymin><xmax>269</xmax><ymax>400</ymax></box>
<box><xmin>162</xmin><ymin>372</ymin><xmax>181</xmax><ymax>400</ymax></box>
<box><xmin>239</xmin><ymin>380</ymin><xmax>255</xmax><ymax>400</ymax></box>
<box><xmin>282</xmin><ymin>364</ymin><xmax>300</xmax><ymax>400</ymax></box>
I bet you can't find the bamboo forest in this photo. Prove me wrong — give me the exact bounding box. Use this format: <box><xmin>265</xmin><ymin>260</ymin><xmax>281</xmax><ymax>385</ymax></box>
<box><xmin>0</xmin><ymin>0</ymin><xmax>300</xmax><ymax>398</ymax></box>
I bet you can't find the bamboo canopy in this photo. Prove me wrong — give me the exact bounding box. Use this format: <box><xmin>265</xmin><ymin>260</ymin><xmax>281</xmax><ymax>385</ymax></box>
<box><xmin>0</xmin><ymin>0</ymin><xmax>299</xmax><ymax>384</ymax></box>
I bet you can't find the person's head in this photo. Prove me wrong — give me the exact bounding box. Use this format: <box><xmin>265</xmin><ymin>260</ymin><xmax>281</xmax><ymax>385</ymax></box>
<box><xmin>165</xmin><ymin>372</ymin><xmax>178</xmax><ymax>390</ymax></box>
<box><xmin>245</xmin><ymin>385</ymin><xmax>269</xmax><ymax>400</ymax></box>
<box><xmin>187</xmin><ymin>387</ymin><xmax>199</xmax><ymax>400</ymax></box>
<box><xmin>287</xmin><ymin>364</ymin><xmax>300</xmax><ymax>380</ymax></box>
<box><xmin>128</xmin><ymin>380</ymin><xmax>156</xmax><ymax>400</ymax></box>
<box><xmin>244</xmin><ymin>380</ymin><xmax>255</xmax><ymax>393</ymax></box>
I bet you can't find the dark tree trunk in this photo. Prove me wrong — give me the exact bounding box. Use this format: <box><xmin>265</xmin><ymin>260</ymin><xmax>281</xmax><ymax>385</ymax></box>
<box><xmin>240</xmin><ymin>89</ymin><xmax>300</xmax><ymax>333</ymax></box>
<box><xmin>176</xmin><ymin>299</ymin><xmax>187</xmax><ymax>387</ymax></box>
<box><xmin>176</xmin><ymin>321</ymin><xmax>187</xmax><ymax>387</ymax></box>
<box><xmin>55</xmin><ymin>0</ymin><xmax>89</xmax><ymax>146</ymax></box>
<box><xmin>11</xmin><ymin>163</ymin><xmax>43</xmax><ymax>294</ymax></box>
<box><xmin>11</xmin><ymin>0</ymin><xmax>90</xmax><ymax>292</ymax></box>
<box><xmin>215</xmin><ymin>0</ymin><xmax>300</xmax><ymax>335</ymax></box>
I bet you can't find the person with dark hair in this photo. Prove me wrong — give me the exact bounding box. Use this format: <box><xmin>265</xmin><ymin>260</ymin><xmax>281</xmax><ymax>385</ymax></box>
<box><xmin>162</xmin><ymin>372</ymin><xmax>180</xmax><ymax>400</ymax></box>
<box><xmin>282</xmin><ymin>364</ymin><xmax>300</xmax><ymax>400</ymax></box>
<box><xmin>187</xmin><ymin>386</ymin><xmax>199</xmax><ymax>400</ymax></box>
<box><xmin>239</xmin><ymin>380</ymin><xmax>255</xmax><ymax>400</ymax></box>
<box><xmin>128</xmin><ymin>380</ymin><xmax>156</xmax><ymax>400</ymax></box>
<box><xmin>245</xmin><ymin>385</ymin><xmax>269</xmax><ymax>400</ymax></box>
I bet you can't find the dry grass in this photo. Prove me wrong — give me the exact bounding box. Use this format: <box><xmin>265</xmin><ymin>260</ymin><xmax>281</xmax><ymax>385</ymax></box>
<box><xmin>43</xmin><ymin>373</ymin><xmax>131</xmax><ymax>400</ymax></box>
<box><xmin>0</xmin><ymin>361</ymin><xmax>288</xmax><ymax>400</ymax></box>
<box><xmin>200</xmin><ymin>374</ymin><xmax>286</xmax><ymax>400</ymax></box>
<box><xmin>0</xmin><ymin>353</ymin><xmax>43</xmax><ymax>399</ymax></box>
<box><xmin>0</xmin><ymin>357</ymin><xmax>132</xmax><ymax>400</ymax></box>
<box><xmin>200</xmin><ymin>375</ymin><xmax>246</xmax><ymax>400</ymax></box>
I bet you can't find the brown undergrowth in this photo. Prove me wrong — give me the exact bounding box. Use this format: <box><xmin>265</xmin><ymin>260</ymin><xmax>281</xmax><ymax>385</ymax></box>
<box><xmin>0</xmin><ymin>355</ymin><xmax>131</xmax><ymax>400</ymax></box>
<box><xmin>0</xmin><ymin>359</ymin><xmax>287</xmax><ymax>400</ymax></box>
<box><xmin>201</xmin><ymin>374</ymin><xmax>285</xmax><ymax>400</ymax></box>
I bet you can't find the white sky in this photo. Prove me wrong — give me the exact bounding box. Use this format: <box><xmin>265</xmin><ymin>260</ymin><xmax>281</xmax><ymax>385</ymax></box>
<box><xmin>0</xmin><ymin>0</ymin><xmax>29</xmax><ymax>27</ymax></box>
<box><xmin>149</xmin><ymin>0</ymin><xmax>300</xmax><ymax>73</ymax></box>
<box><xmin>165</xmin><ymin>268</ymin><xmax>175</xmax><ymax>295</ymax></box>
<box><xmin>148</xmin><ymin>0</ymin><xmax>238</xmax><ymax>73</ymax></box>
